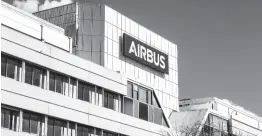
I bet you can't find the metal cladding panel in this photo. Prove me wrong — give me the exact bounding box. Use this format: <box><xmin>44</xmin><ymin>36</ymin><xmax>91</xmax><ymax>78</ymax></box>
<box><xmin>33</xmin><ymin>3</ymin><xmax>77</xmax><ymax>29</ymax></box>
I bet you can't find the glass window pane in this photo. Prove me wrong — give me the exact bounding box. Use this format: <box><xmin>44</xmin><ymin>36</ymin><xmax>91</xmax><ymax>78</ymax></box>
<box><xmin>2</xmin><ymin>108</ymin><xmax>10</xmax><ymax>129</ymax></box>
<box><xmin>96</xmin><ymin>128</ymin><xmax>102</xmax><ymax>136</ymax></box>
<box><xmin>22</xmin><ymin>112</ymin><xmax>30</xmax><ymax>133</ymax></box>
<box><xmin>154</xmin><ymin>107</ymin><xmax>162</xmax><ymax>125</ymax></box>
<box><xmin>139</xmin><ymin>102</ymin><xmax>148</xmax><ymax>121</ymax></box>
<box><xmin>104</xmin><ymin>92</ymin><xmax>108</xmax><ymax>108</ymax></box>
<box><xmin>47</xmin><ymin>119</ymin><xmax>54</xmax><ymax>136</ymax></box>
<box><xmin>139</xmin><ymin>87</ymin><xmax>147</xmax><ymax>103</ymax></box>
<box><xmin>1</xmin><ymin>55</ymin><xmax>7</xmax><ymax>76</ymax></box>
<box><xmin>83</xmin><ymin>85</ymin><xmax>90</xmax><ymax>102</ymax></box>
<box><xmin>124</xmin><ymin>97</ymin><xmax>133</xmax><ymax>116</ymax></box>
<box><xmin>7</xmin><ymin>59</ymin><xmax>17</xmax><ymax>79</ymax></box>
<box><xmin>108</xmin><ymin>93</ymin><xmax>114</xmax><ymax>110</ymax></box>
<box><xmin>30</xmin><ymin>114</ymin><xmax>38</xmax><ymax>134</ymax></box>
<box><xmin>152</xmin><ymin>93</ymin><xmax>160</xmax><ymax>108</ymax></box>
<box><xmin>70</xmin><ymin>78</ymin><xmax>77</xmax><ymax>98</ymax></box>
<box><xmin>49</xmin><ymin>72</ymin><xmax>55</xmax><ymax>92</ymax></box>
<box><xmin>83</xmin><ymin>127</ymin><xmax>88</xmax><ymax>136</ymax></box>
<box><xmin>55</xmin><ymin>75</ymin><xmax>62</xmax><ymax>94</ymax></box>
<box><xmin>96</xmin><ymin>87</ymin><xmax>103</xmax><ymax>106</ymax></box>
<box><xmin>33</xmin><ymin>68</ymin><xmax>42</xmax><ymax>87</ymax></box>
<box><xmin>78</xmin><ymin>82</ymin><xmax>84</xmax><ymax>100</ymax></box>
<box><xmin>77</xmin><ymin>125</ymin><xmax>83</xmax><ymax>136</ymax></box>
<box><xmin>134</xmin><ymin>101</ymin><xmax>139</xmax><ymax>118</ymax></box>
<box><xmin>25</xmin><ymin>65</ymin><xmax>33</xmax><ymax>85</ymax></box>
<box><xmin>148</xmin><ymin>105</ymin><xmax>154</xmax><ymax>122</ymax></box>
<box><xmin>54</xmin><ymin>120</ymin><xmax>62</xmax><ymax>136</ymax></box>
<box><xmin>127</xmin><ymin>83</ymin><xmax>132</xmax><ymax>98</ymax></box>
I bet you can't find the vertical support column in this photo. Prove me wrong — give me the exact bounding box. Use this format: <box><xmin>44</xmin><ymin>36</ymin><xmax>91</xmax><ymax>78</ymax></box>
<box><xmin>44</xmin><ymin>115</ymin><xmax>48</xmax><ymax>136</ymax></box>
<box><xmin>102</xmin><ymin>88</ymin><xmax>104</xmax><ymax>107</ymax></box>
<box><xmin>76</xmin><ymin>80</ymin><xmax>78</xmax><ymax>99</ymax></box>
<box><xmin>19</xmin><ymin>109</ymin><xmax>23</xmax><ymax>132</ymax></box>
<box><xmin>21</xmin><ymin>61</ymin><xmax>25</xmax><ymax>82</ymax></box>
<box><xmin>46</xmin><ymin>70</ymin><xmax>50</xmax><ymax>90</ymax></box>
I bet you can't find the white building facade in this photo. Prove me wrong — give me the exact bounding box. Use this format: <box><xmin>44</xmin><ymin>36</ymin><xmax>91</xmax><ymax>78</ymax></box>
<box><xmin>1</xmin><ymin>1</ymin><xmax>178</xmax><ymax>136</ymax></box>
<box><xmin>170</xmin><ymin>97</ymin><xmax>262</xmax><ymax>136</ymax></box>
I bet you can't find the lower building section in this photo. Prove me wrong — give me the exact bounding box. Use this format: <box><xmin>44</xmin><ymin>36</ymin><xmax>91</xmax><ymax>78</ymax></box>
<box><xmin>1</xmin><ymin>104</ymin><xmax>124</xmax><ymax>136</ymax></box>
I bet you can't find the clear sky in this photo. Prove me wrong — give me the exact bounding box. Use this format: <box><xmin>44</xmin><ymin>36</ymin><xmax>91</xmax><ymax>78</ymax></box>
<box><xmin>5</xmin><ymin>0</ymin><xmax>262</xmax><ymax>116</ymax></box>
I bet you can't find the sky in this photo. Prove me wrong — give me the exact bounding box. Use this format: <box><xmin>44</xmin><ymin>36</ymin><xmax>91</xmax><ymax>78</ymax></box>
<box><xmin>4</xmin><ymin>0</ymin><xmax>262</xmax><ymax>116</ymax></box>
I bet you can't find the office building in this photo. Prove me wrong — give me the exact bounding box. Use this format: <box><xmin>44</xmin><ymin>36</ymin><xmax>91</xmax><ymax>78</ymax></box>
<box><xmin>1</xmin><ymin>1</ymin><xmax>178</xmax><ymax>136</ymax></box>
<box><xmin>169</xmin><ymin>97</ymin><xmax>262</xmax><ymax>136</ymax></box>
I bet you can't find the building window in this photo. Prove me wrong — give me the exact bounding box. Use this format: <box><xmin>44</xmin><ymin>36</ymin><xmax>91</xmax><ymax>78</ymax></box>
<box><xmin>49</xmin><ymin>72</ymin><xmax>69</xmax><ymax>95</ymax></box>
<box><xmin>22</xmin><ymin>111</ymin><xmax>44</xmax><ymax>134</ymax></box>
<box><xmin>124</xmin><ymin>82</ymin><xmax>168</xmax><ymax>127</ymax></box>
<box><xmin>78</xmin><ymin>81</ymin><xmax>95</xmax><ymax>103</ymax></box>
<box><xmin>68</xmin><ymin>122</ymin><xmax>76</xmax><ymax>136</ymax></box>
<box><xmin>127</xmin><ymin>82</ymin><xmax>133</xmax><ymax>98</ymax></box>
<box><xmin>1</xmin><ymin>106</ymin><xmax>19</xmax><ymax>131</ymax></box>
<box><xmin>139</xmin><ymin>87</ymin><xmax>147</xmax><ymax>103</ymax></box>
<box><xmin>95</xmin><ymin>87</ymin><xmax>103</xmax><ymax>106</ymax></box>
<box><xmin>124</xmin><ymin>97</ymin><xmax>133</xmax><ymax>116</ymax></box>
<box><xmin>139</xmin><ymin>102</ymin><xmax>148</xmax><ymax>121</ymax></box>
<box><xmin>1</xmin><ymin>54</ymin><xmax>21</xmax><ymax>81</ymax></box>
<box><xmin>103</xmin><ymin>131</ymin><xmax>118</xmax><ymax>136</ymax></box>
<box><xmin>77</xmin><ymin>124</ymin><xmax>94</xmax><ymax>136</ymax></box>
<box><xmin>104</xmin><ymin>91</ymin><xmax>114</xmax><ymax>110</ymax></box>
<box><xmin>25</xmin><ymin>63</ymin><xmax>45</xmax><ymax>88</ymax></box>
<box><xmin>47</xmin><ymin>117</ymin><xmax>67</xmax><ymax>136</ymax></box>
<box><xmin>68</xmin><ymin>78</ymin><xmax>77</xmax><ymax>98</ymax></box>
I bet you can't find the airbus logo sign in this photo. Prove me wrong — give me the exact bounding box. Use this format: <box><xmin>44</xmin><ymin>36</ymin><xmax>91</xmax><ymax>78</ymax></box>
<box><xmin>123</xmin><ymin>33</ymin><xmax>169</xmax><ymax>73</ymax></box>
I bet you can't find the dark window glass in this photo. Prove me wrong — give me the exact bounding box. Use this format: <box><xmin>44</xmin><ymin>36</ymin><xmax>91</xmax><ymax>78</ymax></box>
<box><xmin>139</xmin><ymin>87</ymin><xmax>147</xmax><ymax>103</ymax></box>
<box><xmin>108</xmin><ymin>93</ymin><xmax>114</xmax><ymax>110</ymax></box>
<box><xmin>1</xmin><ymin>107</ymin><xmax>19</xmax><ymax>131</ymax></box>
<box><xmin>33</xmin><ymin>68</ymin><xmax>41</xmax><ymax>87</ymax></box>
<box><xmin>78</xmin><ymin>82</ymin><xmax>83</xmax><ymax>100</ymax></box>
<box><xmin>30</xmin><ymin>114</ymin><xmax>38</xmax><ymax>134</ymax></box>
<box><xmin>22</xmin><ymin>111</ymin><xmax>43</xmax><ymax>134</ymax></box>
<box><xmin>96</xmin><ymin>128</ymin><xmax>102</xmax><ymax>136</ymax></box>
<box><xmin>134</xmin><ymin>101</ymin><xmax>139</xmax><ymax>118</ymax></box>
<box><xmin>104</xmin><ymin>91</ymin><xmax>114</xmax><ymax>110</ymax></box>
<box><xmin>139</xmin><ymin>102</ymin><xmax>148</xmax><ymax>121</ymax></box>
<box><xmin>1</xmin><ymin>55</ymin><xmax>7</xmax><ymax>76</ymax></box>
<box><xmin>154</xmin><ymin>107</ymin><xmax>162</xmax><ymax>125</ymax></box>
<box><xmin>77</xmin><ymin>125</ymin><xmax>83</xmax><ymax>136</ymax></box>
<box><xmin>54</xmin><ymin>120</ymin><xmax>62</xmax><ymax>136</ymax></box>
<box><xmin>127</xmin><ymin>83</ymin><xmax>133</xmax><ymax>98</ymax></box>
<box><xmin>68</xmin><ymin>122</ymin><xmax>75</xmax><ymax>136</ymax></box>
<box><xmin>7</xmin><ymin>59</ymin><xmax>16</xmax><ymax>79</ymax></box>
<box><xmin>83</xmin><ymin>85</ymin><xmax>89</xmax><ymax>102</ymax></box>
<box><xmin>124</xmin><ymin>97</ymin><xmax>133</xmax><ymax>116</ymax></box>
<box><xmin>47</xmin><ymin>119</ymin><xmax>54</xmax><ymax>136</ymax></box>
<box><xmin>55</xmin><ymin>75</ymin><xmax>62</xmax><ymax>94</ymax></box>
<box><xmin>83</xmin><ymin>127</ymin><xmax>88</xmax><ymax>136</ymax></box>
<box><xmin>49</xmin><ymin>72</ymin><xmax>55</xmax><ymax>92</ymax></box>
<box><xmin>25</xmin><ymin>65</ymin><xmax>33</xmax><ymax>85</ymax></box>
<box><xmin>22</xmin><ymin>112</ymin><xmax>30</xmax><ymax>133</ymax></box>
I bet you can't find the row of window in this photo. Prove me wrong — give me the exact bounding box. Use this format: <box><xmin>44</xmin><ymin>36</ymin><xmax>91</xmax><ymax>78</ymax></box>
<box><xmin>1</xmin><ymin>105</ymin><xmax>125</xmax><ymax>136</ymax></box>
<box><xmin>1</xmin><ymin>53</ymin><xmax>168</xmax><ymax>127</ymax></box>
<box><xmin>1</xmin><ymin>53</ymin><xmax>122</xmax><ymax>113</ymax></box>
<box><xmin>124</xmin><ymin>82</ymin><xmax>169</xmax><ymax>127</ymax></box>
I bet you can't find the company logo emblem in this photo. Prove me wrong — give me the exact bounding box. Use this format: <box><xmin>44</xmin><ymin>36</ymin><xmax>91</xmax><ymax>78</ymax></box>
<box><xmin>123</xmin><ymin>33</ymin><xmax>169</xmax><ymax>73</ymax></box>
